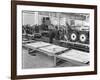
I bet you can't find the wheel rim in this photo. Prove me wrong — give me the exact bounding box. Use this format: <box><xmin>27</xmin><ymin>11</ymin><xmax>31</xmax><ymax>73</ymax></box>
<box><xmin>80</xmin><ymin>34</ymin><xmax>86</xmax><ymax>42</ymax></box>
<box><xmin>71</xmin><ymin>33</ymin><xmax>77</xmax><ymax>41</ymax></box>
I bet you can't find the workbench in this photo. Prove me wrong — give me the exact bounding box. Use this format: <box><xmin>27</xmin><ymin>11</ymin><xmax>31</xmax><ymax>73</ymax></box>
<box><xmin>24</xmin><ymin>41</ymin><xmax>89</xmax><ymax>67</ymax></box>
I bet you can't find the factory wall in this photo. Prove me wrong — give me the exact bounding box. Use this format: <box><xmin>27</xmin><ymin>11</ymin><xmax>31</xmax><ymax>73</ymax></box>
<box><xmin>23</xmin><ymin>11</ymin><xmax>89</xmax><ymax>29</ymax></box>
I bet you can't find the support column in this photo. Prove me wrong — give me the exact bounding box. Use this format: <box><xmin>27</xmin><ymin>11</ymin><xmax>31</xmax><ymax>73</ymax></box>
<box><xmin>34</xmin><ymin>12</ymin><xmax>39</xmax><ymax>25</ymax></box>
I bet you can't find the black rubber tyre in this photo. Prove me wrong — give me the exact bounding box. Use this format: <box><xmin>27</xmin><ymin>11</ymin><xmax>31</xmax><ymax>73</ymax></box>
<box><xmin>79</xmin><ymin>31</ymin><xmax>89</xmax><ymax>44</ymax></box>
<box><xmin>68</xmin><ymin>30</ymin><xmax>79</xmax><ymax>42</ymax></box>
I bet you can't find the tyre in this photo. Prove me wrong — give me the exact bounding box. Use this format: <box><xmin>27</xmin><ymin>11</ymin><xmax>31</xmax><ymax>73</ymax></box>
<box><xmin>79</xmin><ymin>31</ymin><xmax>89</xmax><ymax>44</ymax></box>
<box><xmin>68</xmin><ymin>30</ymin><xmax>79</xmax><ymax>42</ymax></box>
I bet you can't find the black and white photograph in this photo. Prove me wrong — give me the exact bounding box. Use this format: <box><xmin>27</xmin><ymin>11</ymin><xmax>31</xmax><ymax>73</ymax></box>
<box><xmin>11</xmin><ymin>1</ymin><xmax>97</xmax><ymax>79</ymax></box>
<box><xmin>22</xmin><ymin>11</ymin><xmax>90</xmax><ymax>69</ymax></box>
<box><xmin>17</xmin><ymin>5</ymin><xmax>95</xmax><ymax>74</ymax></box>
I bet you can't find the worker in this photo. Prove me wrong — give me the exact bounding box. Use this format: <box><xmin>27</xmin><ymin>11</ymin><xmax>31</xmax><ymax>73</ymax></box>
<box><xmin>59</xmin><ymin>29</ymin><xmax>63</xmax><ymax>40</ymax></box>
<box><xmin>65</xmin><ymin>22</ymin><xmax>72</xmax><ymax>40</ymax></box>
<box><xmin>34</xmin><ymin>24</ymin><xmax>39</xmax><ymax>33</ymax></box>
<box><xmin>48</xmin><ymin>24</ymin><xmax>55</xmax><ymax>43</ymax></box>
<box><xmin>55</xmin><ymin>25</ymin><xmax>60</xmax><ymax>40</ymax></box>
<box><xmin>63</xmin><ymin>28</ymin><xmax>68</xmax><ymax>41</ymax></box>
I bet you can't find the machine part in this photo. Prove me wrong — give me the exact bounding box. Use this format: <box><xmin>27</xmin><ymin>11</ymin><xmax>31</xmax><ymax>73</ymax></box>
<box><xmin>71</xmin><ymin>33</ymin><xmax>77</xmax><ymax>41</ymax></box>
<box><xmin>79</xmin><ymin>34</ymin><xmax>87</xmax><ymax>42</ymax></box>
<box><xmin>28</xmin><ymin>49</ymin><xmax>37</xmax><ymax>56</ymax></box>
<box><xmin>69</xmin><ymin>31</ymin><xmax>78</xmax><ymax>42</ymax></box>
<box><xmin>34</xmin><ymin>33</ymin><xmax>41</xmax><ymax>38</ymax></box>
<box><xmin>79</xmin><ymin>31</ymin><xmax>89</xmax><ymax>44</ymax></box>
<box><xmin>41</xmin><ymin>31</ymin><xmax>49</xmax><ymax>37</ymax></box>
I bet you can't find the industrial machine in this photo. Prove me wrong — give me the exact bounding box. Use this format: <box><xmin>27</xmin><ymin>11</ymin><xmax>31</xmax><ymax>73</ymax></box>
<box><xmin>22</xmin><ymin>14</ymin><xmax>89</xmax><ymax>52</ymax></box>
<box><xmin>67</xmin><ymin>20</ymin><xmax>89</xmax><ymax>52</ymax></box>
<box><xmin>68</xmin><ymin>26</ymin><xmax>89</xmax><ymax>44</ymax></box>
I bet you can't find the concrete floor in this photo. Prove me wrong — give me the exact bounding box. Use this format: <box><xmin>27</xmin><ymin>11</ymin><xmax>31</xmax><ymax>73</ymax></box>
<box><xmin>22</xmin><ymin>47</ymin><xmax>78</xmax><ymax>69</ymax></box>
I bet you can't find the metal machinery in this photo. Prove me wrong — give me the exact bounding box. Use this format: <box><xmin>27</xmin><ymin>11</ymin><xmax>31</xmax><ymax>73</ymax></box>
<box><xmin>67</xmin><ymin>25</ymin><xmax>89</xmax><ymax>52</ymax></box>
<box><xmin>68</xmin><ymin>24</ymin><xmax>89</xmax><ymax>44</ymax></box>
<box><xmin>40</xmin><ymin>16</ymin><xmax>89</xmax><ymax>52</ymax></box>
<box><xmin>22</xmin><ymin>12</ymin><xmax>89</xmax><ymax>52</ymax></box>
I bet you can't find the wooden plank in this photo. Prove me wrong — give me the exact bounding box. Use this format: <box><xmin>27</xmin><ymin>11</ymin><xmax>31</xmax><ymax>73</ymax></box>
<box><xmin>57</xmin><ymin>49</ymin><xmax>89</xmax><ymax>64</ymax></box>
<box><xmin>39</xmin><ymin>45</ymin><xmax>69</xmax><ymax>56</ymax></box>
<box><xmin>24</xmin><ymin>41</ymin><xmax>52</xmax><ymax>49</ymax></box>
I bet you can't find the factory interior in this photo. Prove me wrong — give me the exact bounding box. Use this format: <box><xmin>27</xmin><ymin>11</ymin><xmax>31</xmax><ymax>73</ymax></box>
<box><xmin>22</xmin><ymin>11</ymin><xmax>90</xmax><ymax>69</ymax></box>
